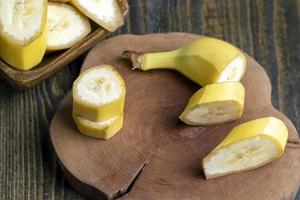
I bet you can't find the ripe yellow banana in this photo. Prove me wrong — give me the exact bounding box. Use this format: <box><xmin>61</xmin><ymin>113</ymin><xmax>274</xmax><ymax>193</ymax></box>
<box><xmin>47</xmin><ymin>2</ymin><xmax>91</xmax><ymax>51</ymax></box>
<box><xmin>73</xmin><ymin>112</ymin><xmax>123</xmax><ymax>139</ymax></box>
<box><xmin>124</xmin><ymin>37</ymin><xmax>246</xmax><ymax>86</ymax></box>
<box><xmin>70</xmin><ymin>0</ymin><xmax>124</xmax><ymax>32</ymax></box>
<box><xmin>179</xmin><ymin>82</ymin><xmax>245</xmax><ymax>125</ymax></box>
<box><xmin>0</xmin><ymin>0</ymin><xmax>47</xmax><ymax>70</ymax></box>
<box><xmin>73</xmin><ymin>65</ymin><xmax>126</xmax><ymax>122</ymax></box>
<box><xmin>202</xmin><ymin>117</ymin><xmax>288</xmax><ymax>179</ymax></box>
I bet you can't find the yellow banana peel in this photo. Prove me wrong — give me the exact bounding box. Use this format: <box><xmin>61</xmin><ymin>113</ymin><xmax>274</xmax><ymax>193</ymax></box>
<box><xmin>202</xmin><ymin>117</ymin><xmax>288</xmax><ymax>179</ymax></box>
<box><xmin>179</xmin><ymin>82</ymin><xmax>245</xmax><ymax>125</ymax></box>
<box><xmin>73</xmin><ymin>112</ymin><xmax>123</xmax><ymax>140</ymax></box>
<box><xmin>124</xmin><ymin>37</ymin><xmax>246</xmax><ymax>86</ymax></box>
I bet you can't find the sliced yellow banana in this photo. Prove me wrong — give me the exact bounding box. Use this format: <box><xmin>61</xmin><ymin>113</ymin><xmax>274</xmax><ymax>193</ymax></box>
<box><xmin>124</xmin><ymin>37</ymin><xmax>247</xmax><ymax>86</ymax></box>
<box><xmin>73</xmin><ymin>112</ymin><xmax>123</xmax><ymax>139</ymax></box>
<box><xmin>179</xmin><ymin>82</ymin><xmax>245</xmax><ymax>125</ymax></box>
<box><xmin>47</xmin><ymin>2</ymin><xmax>91</xmax><ymax>51</ymax></box>
<box><xmin>0</xmin><ymin>0</ymin><xmax>47</xmax><ymax>70</ymax></box>
<box><xmin>202</xmin><ymin>117</ymin><xmax>288</xmax><ymax>179</ymax></box>
<box><xmin>73</xmin><ymin>65</ymin><xmax>126</xmax><ymax>122</ymax></box>
<box><xmin>70</xmin><ymin>0</ymin><xmax>124</xmax><ymax>32</ymax></box>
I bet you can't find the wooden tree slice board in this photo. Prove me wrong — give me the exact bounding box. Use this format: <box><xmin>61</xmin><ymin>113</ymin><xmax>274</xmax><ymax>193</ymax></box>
<box><xmin>50</xmin><ymin>33</ymin><xmax>300</xmax><ymax>200</ymax></box>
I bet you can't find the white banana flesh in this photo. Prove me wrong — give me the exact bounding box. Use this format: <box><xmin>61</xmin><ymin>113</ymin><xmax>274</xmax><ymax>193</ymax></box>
<box><xmin>203</xmin><ymin>137</ymin><xmax>278</xmax><ymax>178</ymax></box>
<box><xmin>0</xmin><ymin>0</ymin><xmax>46</xmax><ymax>45</ymax></box>
<box><xmin>217</xmin><ymin>55</ymin><xmax>245</xmax><ymax>82</ymax></box>
<box><xmin>179</xmin><ymin>82</ymin><xmax>245</xmax><ymax>125</ymax></box>
<box><xmin>72</xmin><ymin>65</ymin><xmax>126</xmax><ymax>122</ymax></box>
<box><xmin>73</xmin><ymin>112</ymin><xmax>124</xmax><ymax>140</ymax></box>
<box><xmin>47</xmin><ymin>2</ymin><xmax>91</xmax><ymax>51</ymax></box>
<box><xmin>184</xmin><ymin>101</ymin><xmax>241</xmax><ymax>125</ymax></box>
<box><xmin>202</xmin><ymin>117</ymin><xmax>288</xmax><ymax>179</ymax></box>
<box><xmin>76</xmin><ymin>115</ymin><xmax>119</xmax><ymax>129</ymax></box>
<box><xmin>76</xmin><ymin>67</ymin><xmax>122</xmax><ymax>105</ymax></box>
<box><xmin>70</xmin><ymin>0</ymin><xmax>124</xmax><ymax>32</ymax></box>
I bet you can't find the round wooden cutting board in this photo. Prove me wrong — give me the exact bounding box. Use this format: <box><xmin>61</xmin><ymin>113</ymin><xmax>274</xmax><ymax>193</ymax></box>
<box><xmin>50</xmin><ymin>33</ymin><xmax>300</xmax><ymax>200</ymax></box>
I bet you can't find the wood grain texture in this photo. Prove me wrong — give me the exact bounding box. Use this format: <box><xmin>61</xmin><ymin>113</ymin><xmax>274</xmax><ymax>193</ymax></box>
<box><xmin>0</xmin><ymin>0</ymin><xmax>299</xmax><ymax>199</ymax></box>
<box><xmin>50</xmin><ymin>33</ymin><xmax>300</xmax><ymax>200</ymax></box>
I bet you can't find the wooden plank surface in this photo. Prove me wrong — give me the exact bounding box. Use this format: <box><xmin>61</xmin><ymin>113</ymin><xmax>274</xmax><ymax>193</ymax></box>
<box><xmin>0</xmin><ymin>0</ymin><xmax>299</xmax><ymax>199</ymax></box>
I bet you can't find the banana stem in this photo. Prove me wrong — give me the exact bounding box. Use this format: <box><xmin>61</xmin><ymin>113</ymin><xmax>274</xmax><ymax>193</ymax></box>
<box><xmin>123</xmin><ymin>50</ymin><xmax>178</xmax><ymax>70</ymax></box>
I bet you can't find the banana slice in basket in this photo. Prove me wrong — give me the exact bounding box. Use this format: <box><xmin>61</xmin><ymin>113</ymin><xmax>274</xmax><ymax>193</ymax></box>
<box><xmin>47</xmin><ymin>2</ymin><xmax>91</xmax><ymax>51</ymax></box>
<box><xmin>70</xmin><ymin>0</ymin><xmax>124</xmax><ymax>32</ymax></box>
<box><xmin>179</xmin><ymin>82</ymin><xmax>245</xmax><ymax>125</ymax></box>
<box><xmin>73</xmin><ymin>65</ymin><xmax>126</xmax><ymax>122</ymax></box>
<box><xmin>73</xmin><ymin>112</ymin><xmax>123</xmax><ymax>139</ymax></box>
<box><xmin>202</xmin><ymin>117</ymin><xmax>288</xmax><ymax>179</ymax></box>
<box><xmin>0</xmin><ymin>0</ymin><xmax>47</xmax><ymax>70</ymax></box>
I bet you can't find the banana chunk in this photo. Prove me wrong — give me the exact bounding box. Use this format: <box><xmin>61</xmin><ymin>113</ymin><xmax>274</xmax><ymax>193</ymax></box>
<box><xmin>124</xmin><ymin>37</ymin><xmax>247</xmax><ymax>86</ymax></box>
<box><xmin>47</xmin><ymin>2</ymin><xmax>91</xmax><ymax>51</ymax></box>
<box><xmin>0</xmin><ymin>0</ymin><xmax>47</xmax><ymax>70</ymax></box>
<box><xmin>202</xmin><ymin>117</ymin><xmax>288</xmax><ymax>179</ymax></box>
<box><xmin>179</xmin><ymin>82</ymin><xmax>245</xmax><ymax>125</ymax></box>
<box><xmin>70</xmin><ymin>0</ymin><xmax>124</xmax><ymax>32</ymax></box>
<box><xmin>73</xmin><ymin>112</ymin><xmax>123</xmax><ymax>139</ymax></box>
<box><xmin>73</xmin><ymin>65</ymin><xmax>126</xmax><ymax>122</ymax></box>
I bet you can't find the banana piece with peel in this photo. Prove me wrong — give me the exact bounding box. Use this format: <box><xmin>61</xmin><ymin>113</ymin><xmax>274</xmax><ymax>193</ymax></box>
<box><xmin>70</xmin><ymin>0</ymin><xmax>124</xmax><ymax>32</ymax></box>
<box><xmin>73</xmin><ymin>65</ymin><xmax>126</xmax><ymax>122</ymax></box>
<box><xmin>47</xmin><ymin>2</ymin><xmax>91</xmax><ymax>51</ymax></box>
<box><xmin>124</xmin><ymin>37</ymin><xmax>247</xmax><ymax>86</ymax></box>
<box><xmin>73</xmin><ymin>112</ymin><xmax>123</xmax><ymax>139</ymax></box>
<box><xmin>179</xmin><ymin>82</ymin><xmax>245</xmax><ymax>125</ymax></box>
<box><xmin>202</xmin><ymin>117</ymin><xmax>288</xmax><ymax>179</ymax></box>
<box><xmin>0</xmin><ymin>0</ymin><xmax>47</xmax><ymax>70</ymax></box>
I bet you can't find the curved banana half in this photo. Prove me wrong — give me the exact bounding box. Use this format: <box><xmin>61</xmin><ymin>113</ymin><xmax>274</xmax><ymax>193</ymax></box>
<box><xmin>0</xmin><ymin>0</ymin><xmax>47</xmax><ymax>70</ymax></box>
<box><xmin>179</xmin><ymin>82</ymin><xmax>245</xmax><ymax>125</ymax></box>
<box><xmin>202</xmin><ymin>117</ymin><xmax>288</xmax><ymax>179</ymax></box>
<box><xmin>73</xmin><ymin>112</ymin><xmax>123</xmax><ymax>140</ymax></box>
<box><xmin>124</xmin><ymin>37</ymin><xmax>247</xmax><ymax>86</ymax></box>
<box><xmin>47</xmin><ymin>2</ymin><xmax>91</xmax><ymax>51</ymax></box>
<box><xmin>73</xmin><ymin>65</ymin><xmax>126</xmax><ymax>122</ymax></box>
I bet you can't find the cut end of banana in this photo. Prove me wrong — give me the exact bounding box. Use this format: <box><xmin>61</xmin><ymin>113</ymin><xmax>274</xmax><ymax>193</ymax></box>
<box><xmin>73</xmin><ymin>112</ymin><xmax>123</xmax><ymax>139</ymax></box>
<box><xmin>179</xmin><ymin>82</ymin><xmax>245</xmax><ymax>125</ymax></box>
<box><xmin>0</xmin><ymin>0</ymin><xmax>47</xmax><ymax>45</ymax></box>
<box><xmin>181</xmin><ymin>101</ymin><xmax>242</xmax><ymax>125</ymax></box>
<box><xmin>74</xmin><ymin>65</ymin><xmax>124</xmax><ymax>105</ymax></box>
<box><xmin>47</xmin><ymin>2</ymin><xmax>91</xmax><ymax>51</ymax></box>
<box><xmin>70</xmin><ymin>0</ymin><xmax>124</xmax><ymax>32</ymax></box>
<box><xmin>217</xmin><ymin>55</ymin><xmax>246</xmax><ymax>83</ymax></box>
<box><xmin>202</xmin><ymin>117</ymin><xmax>288</xmax><ymax>179</ymax></box>
<box><xmin>73</xmin><ymin>65</ymin><xmax>126</xmax><ymax>121</ymax></box>
<box><xmin>0</xmin><ymin>0</ymin><xmax>47</xmax><ymax>69</ymax></box>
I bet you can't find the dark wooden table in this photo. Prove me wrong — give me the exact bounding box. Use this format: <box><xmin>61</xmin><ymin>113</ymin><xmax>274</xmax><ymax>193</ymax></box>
<box><xmin>0</xmin><ymin>0</ymin><xmax>299</xmax><ymax>199</ymax></box>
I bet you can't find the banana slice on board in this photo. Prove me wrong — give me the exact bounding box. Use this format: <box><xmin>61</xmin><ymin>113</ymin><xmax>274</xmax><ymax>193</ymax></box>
<box><xmin>73</xmin><ymin>112</ymin><xmax>123</xmax><ymax>139</ymax></box>
<box><xmin>179</xmin><ymin>82</ymin><xmax>245</xmax><ymax>125</ymax></box>
<box><xmin>47</xmin><ymin>2</ymin><xmax>91</xmax><ymax>51</ymax></box>
<box><xmin>124</xmin><ymin>37</ymin><xmax>246</xmax><ymax>86</ymax></box>
<box><xmin>73</xmin><ymin>65</ymin><xmax>126</xmax><ymax>122</ymax></box>
<box><xmin>202</xmin><ymin>117</ymin><xmax>288</xmax><ymax>179</ymax></box>
<box><xmin>70</xmin><ymin>0</ymin><xmax>124</xmax><ymax>32</ymax></box>
<box><xmin>0</xmin><ymin>0</ymin><xmax>47</xmax><ymax>70</ymax></box>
